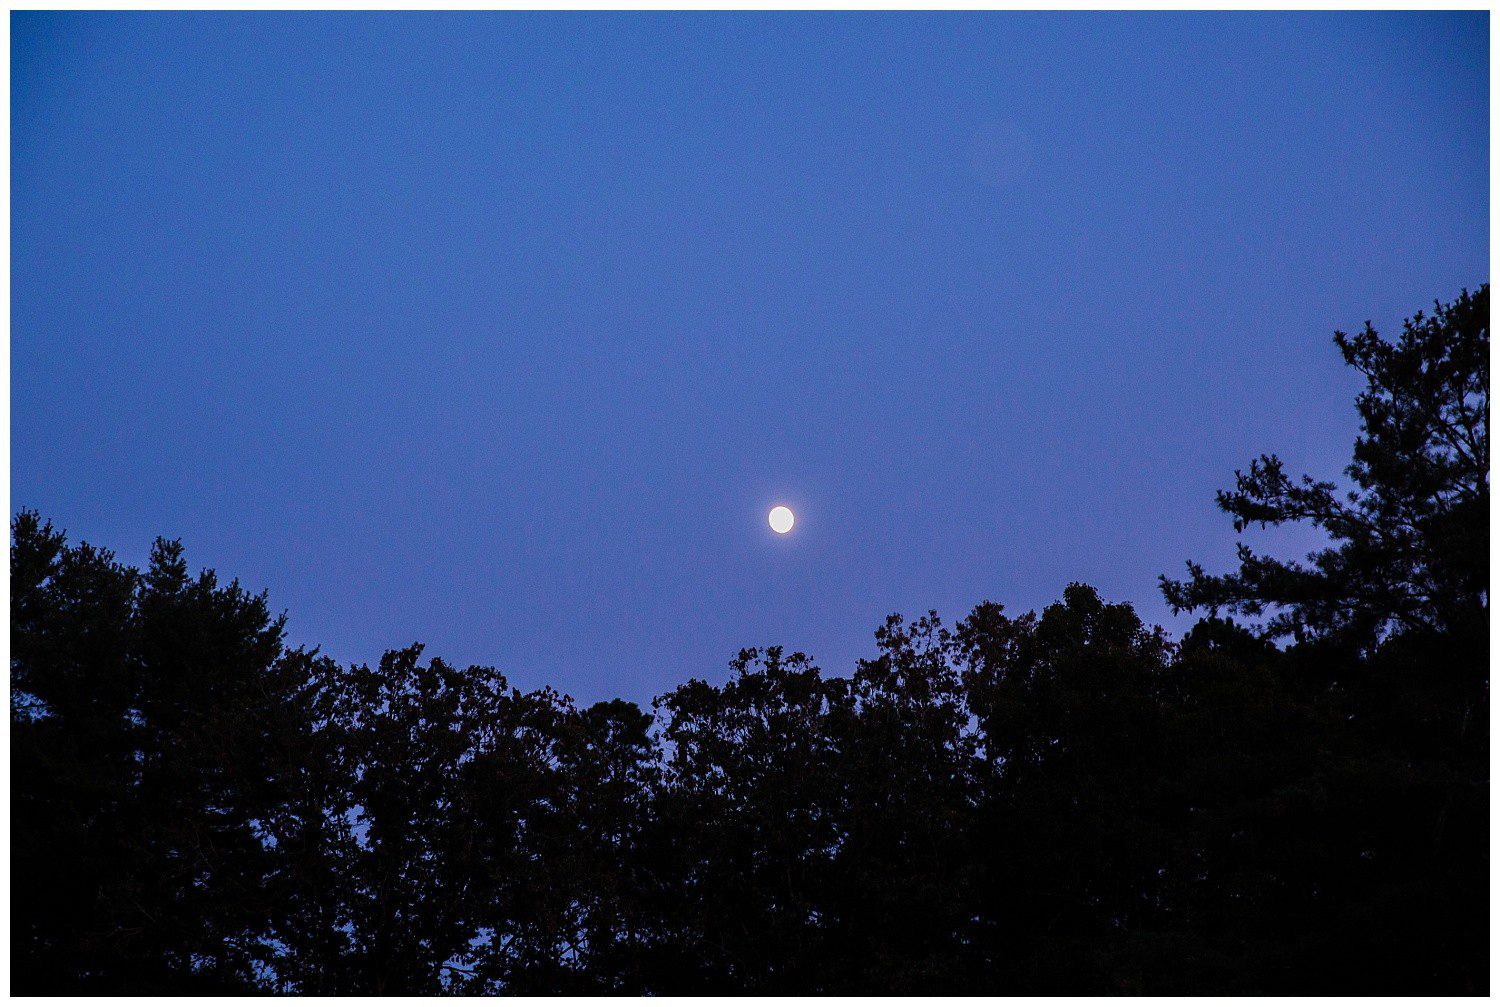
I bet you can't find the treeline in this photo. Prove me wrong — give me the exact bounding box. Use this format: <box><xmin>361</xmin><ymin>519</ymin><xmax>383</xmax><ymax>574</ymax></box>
<box><xmin>12</xmin><ymin>289</ymin><xmax>1488</xmax><ymax>994</ymax></box>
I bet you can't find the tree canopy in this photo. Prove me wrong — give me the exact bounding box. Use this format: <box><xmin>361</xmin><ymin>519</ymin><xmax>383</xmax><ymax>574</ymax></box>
<box><xmin>12</xmin><ymin>287</ymin><xmax>1488</xmax><ymax>994</ymax></box>
<box><xmin>1162</xmin><ymin>286</ymin><xmax>1487</xmax><ymax>651</ymax></box>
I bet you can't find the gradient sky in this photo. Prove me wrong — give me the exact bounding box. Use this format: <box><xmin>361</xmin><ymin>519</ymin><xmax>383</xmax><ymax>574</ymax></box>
<box><xmin>13</xmin><ymin>12</ymin><xmax>1488</xmax><ymax>704</ymax></box>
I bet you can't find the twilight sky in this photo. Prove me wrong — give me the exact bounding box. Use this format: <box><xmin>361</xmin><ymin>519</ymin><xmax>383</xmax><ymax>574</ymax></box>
<box><xmin>13</xmin><ymin>12</ymin><xmax>1488</xmax><ymax>703</ymax></box>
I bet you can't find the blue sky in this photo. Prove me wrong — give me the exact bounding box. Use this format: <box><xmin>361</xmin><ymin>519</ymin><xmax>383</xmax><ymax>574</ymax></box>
<box><xmin>13</xmin><ymin>12</ymin><xmax>1488</xmax><ymax>703</ymax></box>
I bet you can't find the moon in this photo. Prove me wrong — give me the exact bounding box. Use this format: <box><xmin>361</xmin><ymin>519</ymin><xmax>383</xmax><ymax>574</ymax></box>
<box><xmin>768</xmin><ymin>505</ymin><xmax>795</xmax><ymax>534</ymax></box>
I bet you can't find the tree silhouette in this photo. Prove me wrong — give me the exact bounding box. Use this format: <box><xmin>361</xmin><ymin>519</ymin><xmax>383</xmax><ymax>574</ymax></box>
<box><xmin>13</xmin><ymin>516</ymin><xmax>308</xmax><ymax>991</ymax></box>
<box><xmin>11</xmin><ymin>286</ymin><xmax>1488</xmax><ymax>994</ymax></box>
<box><xmin>1162</xmin><ymin>287</ymin><xmax>1487</xmax><ymax>651</ymax></box>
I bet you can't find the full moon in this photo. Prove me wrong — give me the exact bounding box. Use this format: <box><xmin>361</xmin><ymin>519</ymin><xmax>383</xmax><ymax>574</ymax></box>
<box><xmin>768</xmin><ymin>506</ymin><xmax>795</xmax><ymax>534</ymax></box>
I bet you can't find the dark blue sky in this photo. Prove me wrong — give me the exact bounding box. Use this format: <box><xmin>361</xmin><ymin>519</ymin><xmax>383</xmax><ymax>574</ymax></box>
<box><xmin>13</xmin><ymin>12</ymin><xmax>1488</xmax><ymax>703</ymax></box>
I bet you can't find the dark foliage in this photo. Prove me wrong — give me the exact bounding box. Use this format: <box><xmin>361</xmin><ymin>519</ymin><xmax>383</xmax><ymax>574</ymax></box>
<box><xmin>12</xmin><ymin>288</ymin><xmax>1487</xmax><ymax>993</ymax></box>
<box><xmin>1161</xmin><ymin>286</ymin><xmax>1487</xmax><ymax>651</ymax></box>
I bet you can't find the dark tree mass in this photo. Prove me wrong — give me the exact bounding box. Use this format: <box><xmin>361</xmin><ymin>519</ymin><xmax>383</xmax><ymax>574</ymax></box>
<box><xmin>12</xmin><ymin>289</ymin><xmax>1488</xmax><ymax>994</ymax></box>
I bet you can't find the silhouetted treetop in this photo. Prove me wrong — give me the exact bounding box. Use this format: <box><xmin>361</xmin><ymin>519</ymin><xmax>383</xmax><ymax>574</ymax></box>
<box><xmin>1162</xmin><ymin>285</ymin><xmax>1488</xmax><ymax>650</ymax></box>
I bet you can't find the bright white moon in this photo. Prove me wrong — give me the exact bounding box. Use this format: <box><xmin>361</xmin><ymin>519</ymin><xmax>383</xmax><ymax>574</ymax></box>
<box><xmin>768</xmin><ymin>506</ymin><xmax>795</xmax><ymax>534</ymax></box>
